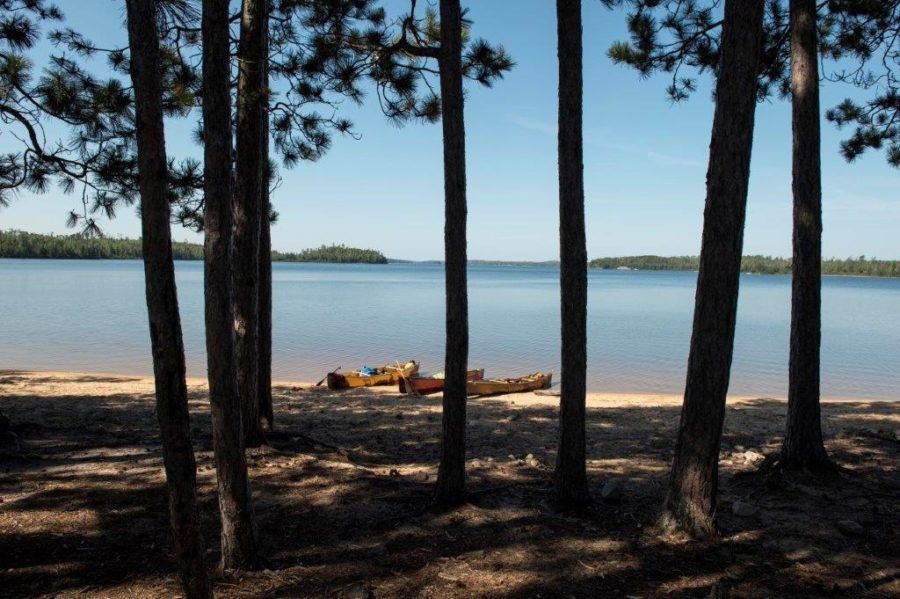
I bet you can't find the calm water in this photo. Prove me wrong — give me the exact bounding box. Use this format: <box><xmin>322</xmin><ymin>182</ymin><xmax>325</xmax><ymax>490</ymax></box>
<box><xmin>1</xmin><ymin>258</ymin><xmax>898</xmax><ymax>399</ymax></box>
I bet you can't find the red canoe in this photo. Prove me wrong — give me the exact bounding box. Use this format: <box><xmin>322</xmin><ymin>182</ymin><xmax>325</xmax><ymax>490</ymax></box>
<box><xmin>399</xmin><ymin>369</ymin><xmax>485</xmax><ymax>395</ymax></box>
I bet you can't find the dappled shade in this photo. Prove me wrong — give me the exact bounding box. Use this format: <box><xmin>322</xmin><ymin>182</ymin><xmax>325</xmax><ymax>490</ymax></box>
<box><xmin>1</xmin><ymin>371</ymin><xmax>897</xmax><ymax>597</ymax></box>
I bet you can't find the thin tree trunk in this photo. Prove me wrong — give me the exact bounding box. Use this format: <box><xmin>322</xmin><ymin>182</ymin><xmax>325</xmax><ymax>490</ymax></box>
<box><xmin>434</xmin><ymin>0</ymin><xmax>468</xmax><ymax>509</ymax></box>
<box><xmin>258</xmin><ymin>173</ymin><xmax>273</xmax><ymax>429</ymax></box>
<box><xmin>554</xmin><ymin>0</ymin><xmax>589</xmax><ymax>507</ymax></box>
<box><xmin>234</xmin><ymin>0</ymin><xmax>268</xmax><ymax>448</ymax></box>
<box><xmin>659</xmin><ymin>0</ymin><xmax>764</xmax><ymax>538</ymax></box>
<box><xmin>258</xmin><ymin>197</ymin><xmax>273</xmax><ymax>430</ymax></box>
<box><xmin>258</xmin><ymin>96</ymin><xmax>273</xmax><ymax>431</ymax></box>
<box><xmin>125</xmin><ymin>1</ymin><xmax>211</xmax><ymax>595</ymax></box>
<box><xmin>783</xmin><ymin>0</ymin><xmax>832</xmax><ymax>471</ymax></box>
<box><xmin>202</xmin><ymin>0</ymin><xmax>259</xmax><ymax>571</ymax></box>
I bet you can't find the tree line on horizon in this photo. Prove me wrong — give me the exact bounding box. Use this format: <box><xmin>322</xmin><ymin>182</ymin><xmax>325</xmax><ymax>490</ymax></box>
<box><xmin>0</xmin><ymin>0</ymin><xmax>897</xmax><ymax>596</ymax></box>
<box><xmin>591</xmin><ymin>254</ymin><xmax>900</xmax><ymax>277</ymax></box>
<box><xmin>0</xmin><ymin>230</ymin><xmax>388</xmax><ymax>263</ymax></box>
<box><xmin>7</xmin><ymin>229</ymin><xmax>900</xmax><ymax>277</ymax></box>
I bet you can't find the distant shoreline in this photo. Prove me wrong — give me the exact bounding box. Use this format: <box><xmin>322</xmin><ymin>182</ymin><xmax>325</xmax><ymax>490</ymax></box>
<box><xmin>0</xmin><ymin>230</ymin><xmax>388</xmax><ymax>264</ymax></box>
<box><xmin>3</xmin><ymin>255</ymin><xmax>900</xmax><ymax>279</ymax></box>
<box><xmin>2</xmin><ymin>230</ymin><xmax>899</xmax><ymax>277</ymax></box>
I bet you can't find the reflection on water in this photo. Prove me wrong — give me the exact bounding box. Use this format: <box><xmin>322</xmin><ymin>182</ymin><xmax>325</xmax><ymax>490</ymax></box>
<box><xmin>1</xmin><ymin>259</ymin><xmax>898</xmax><ymax>398</ymax></box>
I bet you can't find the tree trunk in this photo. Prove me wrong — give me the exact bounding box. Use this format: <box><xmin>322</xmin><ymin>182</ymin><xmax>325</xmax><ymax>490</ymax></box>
<box><xmin>202</xmin><ymin>0</ymin><xmax>259</xmax><ymax>571</ymax></box>
<box><xmin>433</xmin><ymin>0</ymin><xmax>468</xmax><ymax>509</ymax></box>
<box><xmin>233</xmin><ymin>0</ymin><xmax>268</xmax><ymax>448</ymax></box>
<box><xmin>257</xmin><ymin>197</ymin><xmax>273</xmax><ymax>431</ymax></box>
<box><xmin>257</xmin><ymin>13</ymin><xmax>273</xmax><ymax>431</ymax></box>
<box><xmin>125</xmin><ymin>1</ymin><xmax>211</xmax><ymax>595</ymax></box>
<box><xmin>783</xmin><ymin>0</ymin><xmax>832</xmax><ymax>471</ymax></box>
<box><xmin>659</xmin><ymin>0</ymin><xmax>764</xmax><ymax>538</ymax></box>
<box><xmin>258</xmin><ymin>111</ymin><xmax>274</xmax><ymax>432</ymax></box>
<box><xmin>554</xmin><ymin>0</ymin><xmax>589</xmax><ymax>507</ymax></box>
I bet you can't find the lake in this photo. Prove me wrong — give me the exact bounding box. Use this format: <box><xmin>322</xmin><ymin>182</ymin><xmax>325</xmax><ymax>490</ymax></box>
<box><xmin>1</xmin><ymin>259</ymin><xmax>898</xmax><ymax>399</ymax></box>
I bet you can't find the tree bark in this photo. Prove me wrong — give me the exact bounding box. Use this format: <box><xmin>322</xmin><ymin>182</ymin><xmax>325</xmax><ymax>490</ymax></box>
<box><xmin>233</xmin><ymin>0</ymin><xmax>268</xmax><ymax>448</ymax></box>
<box><xmin>258</xmin><ymin>99</ymin><xmax>273</xmax><ymax>432</ymax></box>
<box><xmin>257</xmin><ymin>11</ymin><xmax>273</xmax><ymax>431</ymax></box>
<box><xmin>433</xmin><ymin>0</ymin><xmax>468</xmax><ymax>509</ymax></box>
<box><xmin>202</xmin><ymin>0</ymin><xmax>259</xmax><ymax>571</ymax></box>
<box><xmin>783</xmin><ymin>0</ymin><xmax>832</xmax><ymax>471</ymax></box>
<box><xmin>125</xmin><ymin>1</ymin><xmax>211</xmax><ymax>595</ymax></box>
<box><xmin>660</xmin><ymin>0</ymin><xmax>764</xmax><ymax>538</ymax></box>
<box><xmin>554</xmin><ymin>0</ymin><xmax>589</xmax><ymax>507</ymax></box>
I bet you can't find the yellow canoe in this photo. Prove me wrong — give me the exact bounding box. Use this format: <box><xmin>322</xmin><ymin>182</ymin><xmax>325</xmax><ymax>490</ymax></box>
<box><xmin>466</xmin><ymin>372</ymin><xmax>552</xmax><ymax>397</ymax></box>
<box><xmin>327</xmin><ymin>360</ymin><xmax>420</xmax><ymax>389</ymax></box>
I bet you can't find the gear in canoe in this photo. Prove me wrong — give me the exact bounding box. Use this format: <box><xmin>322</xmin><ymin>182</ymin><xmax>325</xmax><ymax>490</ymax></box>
<box><xmin>326</xmin><ymin>360</ymin><xmax>419</xmax><ymax>390</ymax></box>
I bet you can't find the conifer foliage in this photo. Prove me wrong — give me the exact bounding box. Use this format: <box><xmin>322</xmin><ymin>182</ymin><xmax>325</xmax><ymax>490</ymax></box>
<box><xmin>602</xmin><ymin>0</ymin><xmax>899</xmax><ymax>167</ymax></box>
<box><xmin>0</xmin><ymin>0</ymin><xmax>203</xmax><ymax>232</ymax></box>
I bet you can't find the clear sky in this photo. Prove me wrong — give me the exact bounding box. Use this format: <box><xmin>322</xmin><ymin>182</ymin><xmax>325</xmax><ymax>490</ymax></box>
<box><xmin>1</xmin><ymin>0</ymin><xmax>897</xmax><ymax>260</ymax></box>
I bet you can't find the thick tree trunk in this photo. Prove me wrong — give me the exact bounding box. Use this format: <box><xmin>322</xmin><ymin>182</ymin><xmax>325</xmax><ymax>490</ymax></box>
<box><xmin>233</xmin><ymin>0</ymin><xmax>268</xmax><ymax>448</ymax></box>
<box><xmin>783</xmin><ymin>0</ymin><xmax>832</xmax><ymax>471</ymax></box>
<box><xmin>125</xmin><ymin>1</ymin><xmax>211</xmax><ymax>596</ymax></box>
<box><xmin>554</xmin><ymin>0</ymin><xmax>589</xmax><ymax>507</ymax></box>
<box><xmin>202</xmin><ymin>0</ymin><xmax>259</xmax><ymax>571</ymax></box>
<box><xmin>660</xmin><ymin>0</ymin><xmax>764</xmax><ymax>538</ymax></box>
<box><xmin>434</xmin><ymin>0</ymin><xmax>468</xmax><ymax>509</ymax></box>
<box><xmin>258</xmin><ymin>115</ymin><xmax>274</xmax><ymax>432</ymax></box>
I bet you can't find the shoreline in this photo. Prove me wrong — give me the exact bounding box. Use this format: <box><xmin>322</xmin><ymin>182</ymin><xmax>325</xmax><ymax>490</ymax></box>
<box><xmin>4</xmin><ymin>368</ymin><xmax>896</xmax><ymax>404</ymax></box>
<box><xmin>2</xmin><ymin>368</ymin><xmax>898</xmax><ymax>597</ymax></box>
<box><xmin>3</xmin><ymin>256</ymin><xmax>900</xmax><ymax>279</ymax></box>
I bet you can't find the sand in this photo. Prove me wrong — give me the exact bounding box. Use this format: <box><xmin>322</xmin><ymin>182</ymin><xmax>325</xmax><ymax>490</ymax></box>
<box><xmin>1</xmin><ymin>369</ymin><xmax>898</xmax><ymax>598</ymax></box>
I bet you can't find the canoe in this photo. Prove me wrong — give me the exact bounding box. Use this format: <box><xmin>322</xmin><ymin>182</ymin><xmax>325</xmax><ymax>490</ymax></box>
<box><xmin>399</xmin><ymin>369</ymin><xmax>485</xmax><ymax>395</ymax></box>
<box><xmin>326</xmin><ymin>360</ymin><xmax>419</xmax><ymax>390</ymax></box>
<box><xmin>466</xmin><ymin>372</ymin><xmax>552</xmax><ymax>397</ymax></box>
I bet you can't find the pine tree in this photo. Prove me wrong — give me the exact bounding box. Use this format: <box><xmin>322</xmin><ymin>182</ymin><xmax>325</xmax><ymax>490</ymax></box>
<box><xmin>258</xmin><ymin>68</ymin><xmax>274</xmax><ymax>433</ymax></box>
<box><xmin>201</xmin><ymin>0</ymin><xmax>259</xmax><ymax>571</ymax></box>
<box><xmin>123</xmin><ymin>1</ymin><xmax>211</xmax><ymax>594</ymax></box>
<box><xmin>783</xmin><ymin>0</ymin><xmax>833</xmax><ymax>472</ymax></box>
<box><xmin>1</xmin><ymin>2</ymin><xmax>212</xmax><ymax>589</ymax></box>
<box><xmin>434</xmin><ymin>0</ymin><xmax>468</xmax><ymax>508</ymax></box>
<box><xmin>602</xmin><ymin>0</ymin><xmax>897</xmax><ymax>479</ymax></box>
<box><xmin>554</xmin><ymin>0</ymin><xmax>590</xmax><ymax>507</ymax></box>
<box><xmin>660</xmin><ymin>0</ymin><xmax>764</xmax><ymax>537</ymax></box>
<box><xmin>360</xmin><ymin>0</ymin><xmax>512</xmax><ymax>508</ymax></box>
<box><xmin>233</xmin><ymin>0</ymin><xmax>269</xmax><ymax>448</ymax></box>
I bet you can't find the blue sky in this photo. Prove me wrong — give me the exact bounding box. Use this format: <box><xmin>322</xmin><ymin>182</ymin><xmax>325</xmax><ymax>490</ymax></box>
<box><xmin>1</xmin><ymin>0</ymin><xmax>897</xmax><ymax>260</ymax></box>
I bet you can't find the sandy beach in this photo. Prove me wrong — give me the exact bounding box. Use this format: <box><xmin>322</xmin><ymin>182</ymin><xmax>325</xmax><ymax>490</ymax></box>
<box><xmin>1</xmin><ymin>369</ymin><xmax>898</xmax><ymax>597</ymax></box>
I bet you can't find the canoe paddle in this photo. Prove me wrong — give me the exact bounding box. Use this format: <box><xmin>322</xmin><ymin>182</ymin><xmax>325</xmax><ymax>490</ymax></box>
<box><xmin>315</xmin><ymin>366</ymin><xmax>340</xmax><ymax>387</ymax></box>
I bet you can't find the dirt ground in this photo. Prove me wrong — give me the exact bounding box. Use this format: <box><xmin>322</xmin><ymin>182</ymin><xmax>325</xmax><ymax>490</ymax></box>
<box><xmin>1</xmin><ymin>370</ymin><xmax>898</xmax><ymax>598</ymax></box>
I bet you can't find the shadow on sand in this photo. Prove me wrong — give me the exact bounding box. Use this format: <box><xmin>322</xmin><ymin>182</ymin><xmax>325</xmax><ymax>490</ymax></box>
<box><xmin>1</xmin><ymin>372</ymin><xmax>897</xmax><ymax>597</ymax></box>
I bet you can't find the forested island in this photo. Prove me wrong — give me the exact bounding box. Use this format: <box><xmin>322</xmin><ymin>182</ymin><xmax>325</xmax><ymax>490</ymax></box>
<box><xmin>272</xmin><ymin>245</ymin><xmax>387</xmax><ymax>264</ymax></box>
<box><xmin>590</xmin><ymin>255</ymin><xmax>900</xmax><ymax>278</ymax></box>
<box><xmin>0</xmin><ymin>231</ymin><xmax>388</xmax><ymax>264</ymax></box>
